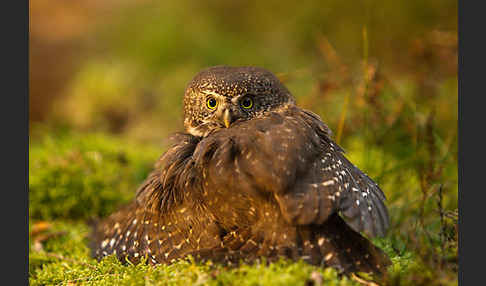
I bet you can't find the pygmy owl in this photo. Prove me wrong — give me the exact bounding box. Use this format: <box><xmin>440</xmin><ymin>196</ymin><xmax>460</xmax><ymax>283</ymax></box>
<box><xmin>91</xmin><ymin>66</ymin><xmax>391</xmax><ymax>274</ymax></box>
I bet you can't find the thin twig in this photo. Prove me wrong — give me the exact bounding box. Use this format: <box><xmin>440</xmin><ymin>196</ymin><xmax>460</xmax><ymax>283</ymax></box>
<box><xmin>336</xmin><ymin>92</ymin><xmax>350</xmax><ymax>145</ymax></box>
<box><xmin>437</xmin><ymin>184</ymin><xmax>446</xmax><ymax>268</ymax></box>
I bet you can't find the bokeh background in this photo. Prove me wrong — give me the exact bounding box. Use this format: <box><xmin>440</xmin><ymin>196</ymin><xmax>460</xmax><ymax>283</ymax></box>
<box><xmin>29</xmin><ymin>1</ymin><xmax>458</xmax><ymax>285</ymax></box>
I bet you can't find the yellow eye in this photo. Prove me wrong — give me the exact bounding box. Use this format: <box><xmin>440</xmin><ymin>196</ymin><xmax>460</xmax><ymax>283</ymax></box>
<box><xmin>206</xmin><ymin>97</ymin><xmax>218</xmax><ymax>110</ymax></box>
<box><xmin>240</xmin><ymin>96</ymin><xmax>253</xmax><ymax>109</ymax></box>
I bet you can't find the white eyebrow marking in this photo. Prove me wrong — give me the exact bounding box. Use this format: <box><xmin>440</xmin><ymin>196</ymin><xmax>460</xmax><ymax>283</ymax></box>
<box><xmin>201</xmin><ymin>90</ymin><xmax>224</xmax><ymax>97</ymax></box>
<box><xmin>231</xmin><ymin>94</ymin><xmax>245</xmax><ymax>104</ymax></box>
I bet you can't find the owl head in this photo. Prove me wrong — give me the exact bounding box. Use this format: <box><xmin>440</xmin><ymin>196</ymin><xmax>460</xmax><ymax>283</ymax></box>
<box><xmin>183</xmin><ymin>66</ymin><xmax>295</xmax><ymax>137</ymax></box>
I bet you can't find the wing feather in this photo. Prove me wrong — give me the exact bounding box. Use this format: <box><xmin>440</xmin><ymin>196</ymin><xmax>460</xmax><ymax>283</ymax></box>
<box><xmin>192</xmin><ymin>105</ymin><xmax>389</xmax><ymax>237</ymax></box>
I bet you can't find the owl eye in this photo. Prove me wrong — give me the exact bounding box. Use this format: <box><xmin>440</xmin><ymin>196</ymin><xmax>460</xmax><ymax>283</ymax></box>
<box><xmin>206</xmin><ymin>97</ymin><xmax>218</xmax><ymax>110</ymax></box>
<box><xmin>240</xmin><ymin>96</ymin><xmax>253</xmax><ymax>109</ymax></box>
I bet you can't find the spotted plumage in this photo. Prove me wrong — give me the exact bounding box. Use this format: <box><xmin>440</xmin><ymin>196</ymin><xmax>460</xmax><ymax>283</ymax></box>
<box><xmin>90</xmin><ymin>66</ymin><xmax>391</xmax><ymax>274</ymax></box>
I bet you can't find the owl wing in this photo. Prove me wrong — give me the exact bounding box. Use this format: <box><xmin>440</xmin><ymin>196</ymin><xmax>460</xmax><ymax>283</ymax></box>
<box><xmin>91</xmin><ymin>133</ymin><xmax>224</xmax><ymax>264</ymax></box>
<box><xmin>192</xmin><ymin>105</ymin><xmax>389</xmax><ymax>238</ymax></box>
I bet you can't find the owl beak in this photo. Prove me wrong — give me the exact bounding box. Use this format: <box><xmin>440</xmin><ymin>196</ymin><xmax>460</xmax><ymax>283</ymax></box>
<box><xmin>223</xmin><ymin>109</ymin><xmax>232</xmax><ymax>128</ymax></box>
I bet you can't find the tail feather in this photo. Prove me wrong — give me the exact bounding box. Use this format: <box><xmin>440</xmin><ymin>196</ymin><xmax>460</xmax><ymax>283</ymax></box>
<box><xmin>310</xmin><ymin>213</ymin><xmax>391</xmax><ymax>274</ymax></box>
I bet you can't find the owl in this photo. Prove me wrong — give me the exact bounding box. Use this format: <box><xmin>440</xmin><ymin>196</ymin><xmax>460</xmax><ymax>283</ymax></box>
<box><xmin>90</xmin><ymin>66</ymin><xmax>391</xmax><ymax>274</ymax></box>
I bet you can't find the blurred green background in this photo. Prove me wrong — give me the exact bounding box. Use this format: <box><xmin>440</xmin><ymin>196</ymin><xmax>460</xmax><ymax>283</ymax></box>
<box><xmin>29</xmin><ymin>0</ymin><xmax>457</xmax><ymax>285</ymax></box>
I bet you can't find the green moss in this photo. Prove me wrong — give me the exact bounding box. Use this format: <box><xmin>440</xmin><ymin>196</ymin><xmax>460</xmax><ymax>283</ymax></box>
<box><xmin>29</xmin><ymin>131</ymin><xmax>161</xmax><ymax>220</ymax></box>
